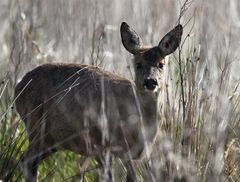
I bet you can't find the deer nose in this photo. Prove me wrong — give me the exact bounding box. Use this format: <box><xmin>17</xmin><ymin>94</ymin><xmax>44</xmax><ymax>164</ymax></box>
<box><xmin>143</xmin><ymin>78</ymin><xmax>158</xmax><ymax>90</ymax></box>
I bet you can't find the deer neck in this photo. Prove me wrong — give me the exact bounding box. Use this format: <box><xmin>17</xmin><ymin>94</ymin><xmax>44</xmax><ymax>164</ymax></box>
<box><xmin>135</xmin><ymin>89</ymin><xmax>160</xmax><ymax>155</ymax></box>
<box><xmin>136</xmin><ymin>90</ymin><xmax>159</xmax><ymax>122</ymax></box>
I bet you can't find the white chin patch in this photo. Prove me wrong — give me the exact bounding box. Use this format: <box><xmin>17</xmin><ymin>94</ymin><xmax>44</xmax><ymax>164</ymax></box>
<box><xmin>153</xmin><ymin>87</ymin><xmax>160</xmax><ymax>93</ymax></box>
<box><xmin>144</xmin><ymin>86</ymin><xmax>159</xmax><ymax>93</ymax></box>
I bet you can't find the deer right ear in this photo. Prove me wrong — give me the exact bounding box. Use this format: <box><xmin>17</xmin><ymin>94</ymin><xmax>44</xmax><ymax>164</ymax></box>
<box><xmin>120</xmin><ymin>22</ymin><xmax>143</xmax><ymax>54</ymax></box>
<box><xmin>158</xmin><ymin>24</ymin><xmax>183</xmax><ymax>56</ymax></box>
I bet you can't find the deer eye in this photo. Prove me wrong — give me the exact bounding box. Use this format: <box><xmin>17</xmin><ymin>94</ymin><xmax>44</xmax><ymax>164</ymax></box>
<box><xmin>158</xmin><ymin>63</ymin><xmax>164</xmax><ymax>69</ymax></box>
<box><xmin>136</xmin><ymin>63</ymin><xmax>142</xmax><ymax>69</ymax></box>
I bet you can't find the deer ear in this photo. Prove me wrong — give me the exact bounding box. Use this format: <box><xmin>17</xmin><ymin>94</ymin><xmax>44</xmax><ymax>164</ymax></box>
<box><xmin>120</xmin><ymin>22</ymin><xmax>143</xmax><ymax>54</ymax></box>
<box><xmin>158</xmin><ymin>24</ymin><xmax>183</xmax><ymax>56</ymax></box>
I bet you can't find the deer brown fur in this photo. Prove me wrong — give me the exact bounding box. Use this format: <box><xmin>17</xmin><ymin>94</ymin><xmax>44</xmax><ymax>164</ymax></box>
<box><xmin>15</xmin><ymin>22</ymin><xmax>182</xmax><ymax>182</ymax></box>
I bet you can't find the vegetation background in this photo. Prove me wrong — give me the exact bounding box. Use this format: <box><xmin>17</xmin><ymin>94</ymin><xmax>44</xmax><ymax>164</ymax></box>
<box><xmin>0</xmin><ymin>0</ymin><xmax>240</xmax><ymax>181</ymax></box>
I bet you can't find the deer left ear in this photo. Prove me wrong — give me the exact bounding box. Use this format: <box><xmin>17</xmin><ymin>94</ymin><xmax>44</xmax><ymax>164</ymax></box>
<box><xmin>158</xmin><ymin>24</ymin><xmax>183</xmax><ymax>56</ymax></box>
<box><xmin>120</xmin><ymin>22</ymin><xmax>144</xmax><ymax>54</ymax></box>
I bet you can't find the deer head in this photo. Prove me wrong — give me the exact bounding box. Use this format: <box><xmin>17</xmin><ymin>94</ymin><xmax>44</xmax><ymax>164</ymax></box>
<box><xmin>120</xmin><ymin>22</ymin><xmax>183</xmax><ymax>92</ymax></box>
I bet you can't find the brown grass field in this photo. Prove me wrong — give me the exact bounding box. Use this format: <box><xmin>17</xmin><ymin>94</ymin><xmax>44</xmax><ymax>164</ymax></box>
<box><xmin>0</xmin><ymin>0</ymin><xmax>240</xmax><ymax>181</ymax></box>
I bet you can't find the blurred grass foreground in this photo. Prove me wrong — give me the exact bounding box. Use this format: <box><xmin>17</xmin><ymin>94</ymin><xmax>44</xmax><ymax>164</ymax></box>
<box><xmin>1</xmin><ymin>0</ymin><xmax>240</xmax><ymax>181</ymax></box>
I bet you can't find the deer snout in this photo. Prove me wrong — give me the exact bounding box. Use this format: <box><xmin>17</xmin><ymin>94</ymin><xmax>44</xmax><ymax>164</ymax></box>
<box><xmin>143</xmin><ymin>78</ymin><xmax>158</xmax><ymax>91</ymax></box>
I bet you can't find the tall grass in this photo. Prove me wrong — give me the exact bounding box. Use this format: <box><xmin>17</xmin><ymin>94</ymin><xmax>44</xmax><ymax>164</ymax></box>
<box><xmin>0</xmin><ymin>0</ymin><xmax>240</xmax><ymax>181</ymax></box>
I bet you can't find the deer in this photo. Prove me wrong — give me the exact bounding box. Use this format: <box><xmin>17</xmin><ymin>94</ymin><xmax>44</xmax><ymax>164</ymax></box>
<box><xmin>14</xmin><ymin>22</ymin><xmax>182</xmax><ymax>182</ymax></box>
